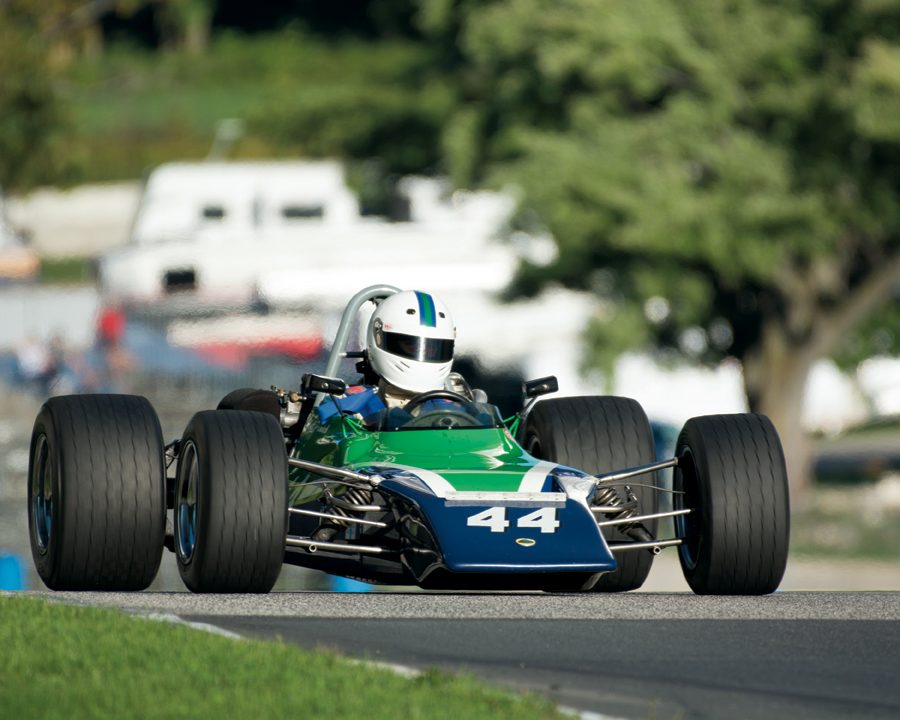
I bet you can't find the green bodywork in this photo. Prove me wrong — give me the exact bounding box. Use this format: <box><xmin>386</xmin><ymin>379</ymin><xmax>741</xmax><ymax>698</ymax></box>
<box><xmin>289</xmin><ymin>412</ymin><xmax>541</xmax><ymax>506</ymax></box>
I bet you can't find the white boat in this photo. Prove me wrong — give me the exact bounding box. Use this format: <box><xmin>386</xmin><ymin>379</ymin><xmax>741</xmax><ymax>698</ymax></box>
<box><xmin>98</xmin><ymin>160</ymin><xmax>532</xmax><ymax>309</ymax></box>
<box><xmin>99</xmin><ymin>160</ymin><xmax>594</xmax><ymax>389</ymax></box>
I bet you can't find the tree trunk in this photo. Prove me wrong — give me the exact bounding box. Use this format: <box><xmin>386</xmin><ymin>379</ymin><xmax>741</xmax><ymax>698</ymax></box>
<box><xmin>741</xmin><ymin>320</ymin><xmax>816</xmax><ymax>508</ymax></box>
<box><xmin>741</xmin><ymin>249</ymin><xmax>900</xmax><ymax>507</ymax></box>
<box><xmin>183</xmin><ymin>2</ymin><xmax>212</xmax><ymax>55</ymax></box>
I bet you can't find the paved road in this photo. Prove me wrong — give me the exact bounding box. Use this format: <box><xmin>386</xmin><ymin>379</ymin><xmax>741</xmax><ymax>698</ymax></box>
<box><xmin>198</xmin><ymin>616</ymin><xmax>898</xmax><ymax>720</ymax></box>
<box><xmin>23</xmin><ymin>591</ymin><xmax>900</xmax><ymax>719</ymax></box>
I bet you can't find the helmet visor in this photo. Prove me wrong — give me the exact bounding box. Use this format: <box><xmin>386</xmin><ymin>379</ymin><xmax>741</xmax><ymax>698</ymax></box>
<box><xmin>379</xmin><ymin>331</ymin><xmax>454</xmax><ymax>363</ymax></box>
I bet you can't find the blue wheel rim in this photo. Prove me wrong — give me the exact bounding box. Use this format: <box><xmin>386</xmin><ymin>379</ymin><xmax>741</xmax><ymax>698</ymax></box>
<box><xmin>675</xmin><ymin>448</ymin><xmax>699</xmax><ymax>570</ymax></box>
<box><xmin>176</xmin><ymin>442</ymin><xmax>199</xmax><ymax>563</ymax></box>
<box><xmin>31</xmin><ymin>434</ymin><xmax>53</xmax><ymax>552</ymax></box>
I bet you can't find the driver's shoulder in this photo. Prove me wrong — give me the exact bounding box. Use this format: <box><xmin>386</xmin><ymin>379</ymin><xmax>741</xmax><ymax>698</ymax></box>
<box><xmin>317</xmin><ymin>384</ymin><xmax>385</xmax><ymax>423</ymax></box>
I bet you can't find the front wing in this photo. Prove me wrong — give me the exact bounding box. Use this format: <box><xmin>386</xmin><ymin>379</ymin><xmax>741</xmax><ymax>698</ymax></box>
<box><xmin>377</xmin><ymin>475</ymin><xmax>616</xmax><ymax>582</ymax></box>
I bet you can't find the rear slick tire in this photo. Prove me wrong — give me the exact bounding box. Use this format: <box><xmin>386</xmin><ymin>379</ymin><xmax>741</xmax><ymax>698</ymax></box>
<box><xmin>519</xmin><ymin>396</ymin><xmax>658</xmax><ymax>592</ymax></box>
<box><xmin>217</xmin><ymin>388</ymin><xmax>281</xmax><ymax>421</ymax></box>
<box><xmin>174</xmin><ymin>410</ymin><xmax>288</xmax><ymax>593</ymax></box>
<box><xmin>27</xmin><ymin>394</ymin><xmax>166</xmax><ymax>591</ymax></box>
<box><xmin>674</xmin><ymin>414</ymin><xmax>790</xmax><ymax>595</ymax></box>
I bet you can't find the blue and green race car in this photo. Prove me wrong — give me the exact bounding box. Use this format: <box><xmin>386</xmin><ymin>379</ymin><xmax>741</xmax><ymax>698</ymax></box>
<box><xmin>27</xmin><ymin>285</ymin><xmax>790</xmax><ymax>594</ymax></box>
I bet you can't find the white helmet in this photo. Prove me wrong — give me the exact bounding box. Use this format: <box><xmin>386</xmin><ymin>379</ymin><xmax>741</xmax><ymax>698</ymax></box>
<box><xmin>366</xmin><ymin>290</ymin><xmax>455</xmax><ymax>393</ymax></box>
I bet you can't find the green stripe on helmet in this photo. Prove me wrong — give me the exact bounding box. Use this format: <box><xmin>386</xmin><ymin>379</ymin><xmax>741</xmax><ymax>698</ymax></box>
<box><xmin>415</xmin><ymin>291</ymin><xmax>437</xmax><ymax>327</ymax></box>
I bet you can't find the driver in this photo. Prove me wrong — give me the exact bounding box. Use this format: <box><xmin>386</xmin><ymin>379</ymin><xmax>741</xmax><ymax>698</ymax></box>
<box><xmin>366</xmin><ymin>289</ymin><xmax>457</xmax><ymax>407</ymax></box>
<box><xmin>316</xmin><ymin>289</ymin><xmax>483</xmax><ymax>427</ymax></box>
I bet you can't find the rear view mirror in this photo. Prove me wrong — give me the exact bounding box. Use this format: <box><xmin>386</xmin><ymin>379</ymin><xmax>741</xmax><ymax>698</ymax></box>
<box><xmin>301</xmin><ymin>373</ymin><xmax>347</xmax><ymax>396</ymax></box>
<box><xmin>524</xmin><ymin>376</ymin><xmax>558</xmax><ymax>399</ymax></box>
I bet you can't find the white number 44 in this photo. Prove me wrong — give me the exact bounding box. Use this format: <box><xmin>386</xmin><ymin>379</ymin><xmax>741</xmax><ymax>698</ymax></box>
<box><xmin>467</xmin><ymin>507</ymin><xmax>559</xmax><ymax>534</ymax></box>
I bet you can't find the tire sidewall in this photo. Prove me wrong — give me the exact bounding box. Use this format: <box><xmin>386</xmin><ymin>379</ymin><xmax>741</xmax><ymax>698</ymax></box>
<box><xmin>26</xmin><ymin>394</ymin><xmax>167</xmax><ymax>591</ymax></box>
<box><xmin>674</xmin><ymin>414</ymin><xmax>790</xmax><ymax>595</ymax></box>
<box><xmin>27</xmin><ymin>407</ymin><xmax>62</xmax><ymax>588</ymax></box>
<box><xmin>174</xmin><ymin>410</ymin><xmax>288</xmax><ymax>593</ymax></box>
<box><xmin>175</xmin><ymin>421</ymin><xmax>211</xmax><ymax>591</ymax></box>
<box><xmin>674</xmin><ymin>429</ymin><xmax>714</xmax><ymax>592</ymax></box>
<box><xmin>522</xmin><ymin>428</ymin><xmax>549</xmax><ymax>466</ymax></box>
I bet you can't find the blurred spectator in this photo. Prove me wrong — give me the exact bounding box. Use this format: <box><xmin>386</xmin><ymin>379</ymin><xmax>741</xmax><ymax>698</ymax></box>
<box><xmin>14</xmin><ymin>334</ymin><xmax>85</xmax><ymax>396</ymax></box>
<box><xmin>97</xmin><ymin>305</ymin><xmax>126</xmax><ymax>348</ymax></box>
<box><xmin>15</xmin><ymin>336</ymin><xmax>53</xmax><ymax>394</ymax></box>
<box><xmin>95</xmin><ymin>305</ymin><xmax>134</xmax><ymax>392</ymax></box>
<box><xmin>45</xmin><ymin>333</ymin><xmax>80</xmax><ymax>395</ymax></box>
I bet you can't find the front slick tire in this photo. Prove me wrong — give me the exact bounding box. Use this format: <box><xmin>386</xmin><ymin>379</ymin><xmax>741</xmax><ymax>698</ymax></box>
<box><xmin>28</xmin><ymin>394</ymin><xmax>166</xmax><ymax>591</ymax></box>
<box><xmin>675</xmin><ymin>414</ymin><xmax>790</xmax><ymax>595</ymax></box>
<box><xmin>175</xmin><ymin>410</ymin><xmax>288</xmax><ymax>593</ymax></box>
<box><xmin>520</xmin><ymin>396</ymin><xmax>658</xmax><ymax>592</ymax></box>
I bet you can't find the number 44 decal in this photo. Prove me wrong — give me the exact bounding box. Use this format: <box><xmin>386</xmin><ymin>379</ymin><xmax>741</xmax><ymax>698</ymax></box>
<box><xmin>466</xmin><ymin>507</ymin><xmax>560</xmax><ymax>534</ymax></box>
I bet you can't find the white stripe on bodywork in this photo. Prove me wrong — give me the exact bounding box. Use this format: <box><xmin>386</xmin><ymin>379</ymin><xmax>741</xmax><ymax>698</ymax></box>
<box><xmin>370</xmin><ymin>462</ymin><xmax>456</xmax><ymax>498</ymax></box>
<box><xmin>369</xmin><ymin>461</ymin><xmax>562</xmax><ymax>501</ymax></box>
<box><xmin>518</xmin><ymin>460</ymin><xmax>557</xmax><ymax>493</ymax></box>
<box><xmin>444</xmin><ymin>491</ymin><xmax>566</xmax><ymax>507</ymax></box>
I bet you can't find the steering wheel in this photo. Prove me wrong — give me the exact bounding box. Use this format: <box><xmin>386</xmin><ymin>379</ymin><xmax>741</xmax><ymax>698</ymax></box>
<box><xmin>403</xmin><ymin>389</ymin><xmax>471</xmax><ymax>413</ymax></box>
<box><xmin>404</xmin><ymin>410</ymin><xmax>480</xmax><ymax>429</ymax></box>
<box><xmin>402</xmin><ymin>390</ymin><xmax>479</xmax><ymax>429</ymax></box>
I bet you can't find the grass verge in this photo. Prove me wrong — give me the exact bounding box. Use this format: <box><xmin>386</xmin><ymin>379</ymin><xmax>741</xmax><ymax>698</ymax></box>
<box><xmin>60</xmin><ymin>30</ymin><xmax>437</xmax><ymax>182</ymax></box>
<box><xmin>791</xmin><ymin>484</ymin><xmax>900</xmax><ymax>561</ymax></box>
<box><xmin>39</xmin><ymin>256</ymin><xmax>94</xmax><ymax>284</ymax></box>
<box><xmin>0</xmin><ymin>596</ymin><xmax>563</xmax><ymax>720</ymax></box>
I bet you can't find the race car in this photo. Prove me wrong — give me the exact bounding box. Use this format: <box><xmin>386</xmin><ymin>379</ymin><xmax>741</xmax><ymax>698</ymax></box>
<box><xmin>27</xmin><ymin>285</ymin><xmax>790</xmax><ymax>594</ymax></box>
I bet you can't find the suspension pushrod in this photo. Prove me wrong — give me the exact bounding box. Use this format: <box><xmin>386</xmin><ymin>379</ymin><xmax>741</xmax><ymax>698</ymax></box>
<box><xmin>594</xmin><ymin>457</ymin><xmax>678</xmax><ymax>485</ymax></box>
<box><xmin>289</xmin><ymin>507</ymin><xmax>388</xmax><ymax>528</ymax></box>
<box><xmin>285</xmin><ymin>536</ymin><xmax>386</xmax><ymax>555</ymax></box>
<box><xmin>328</xmin><ymin>496</ymin><xmax>386</xmax><ymax>513</ymax></box>
<box><xmin>607</xmin><ymin>538</ymin><xmax>682</xmax><ymax>554</ymax></box>
<box><xmin>595</xmin><ymin>508</ymin><xmax>692</xmax><ymax>526</ymax></box>
<box><xmin>591</xmin><ymin>502</ymin><xmax>638</xmax><ymax>513</ymax></box>
<box><xmin>288</xmin><ymin>458</ymin><xmax>373</xmax><ymax>484</ymax></box>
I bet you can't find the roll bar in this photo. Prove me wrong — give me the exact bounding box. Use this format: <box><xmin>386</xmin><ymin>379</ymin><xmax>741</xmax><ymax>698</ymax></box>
<box><xmin>318</xmin><ymin>284</ymin><xmax>401</xmax><ymax>398</ymax></box>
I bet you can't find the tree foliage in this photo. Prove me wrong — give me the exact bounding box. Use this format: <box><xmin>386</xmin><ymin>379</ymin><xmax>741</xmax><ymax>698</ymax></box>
<box><xmin>247</xmin><ymin>37</ymin><xmax>452</xmax><ymax>177</ymax></box>
<box><xmin>4</xmin><ymin>0</ymin><xmax>900</xmax><ymax>492</ymax></box>
<box><xmin>0</xmin><ymin>1</ymin><xmax>78</xmax><ymax>190</ymax></box>
<box><xmin>408</xmin><ymin>0</ymin><xmax>900</xmax><ymax>493</ymax></box>
<box><xmin>423</xmin><ymin>0</ymin><xmax>900</xmax><ymax>378</ymax></box>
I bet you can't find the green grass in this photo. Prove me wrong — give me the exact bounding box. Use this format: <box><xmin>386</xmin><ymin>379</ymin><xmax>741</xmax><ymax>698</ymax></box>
<box><xmin>791</xmin><ymin>485</ymin><xmax>900</xmax><ymax>561</ymax></box>
<box><xmin>39</xmin><ymin>256</ymin><xmax>94</xmax><ymax>284</ymax></box>
<box><xmin>59</xmin><ymin>30</ymin><xmax>436</xmax><ymax>181</ymax></box>
<box><xmin>0</xmin><ymin>596</ymin><xmax>563</xmax><ymax>720</ymax></box>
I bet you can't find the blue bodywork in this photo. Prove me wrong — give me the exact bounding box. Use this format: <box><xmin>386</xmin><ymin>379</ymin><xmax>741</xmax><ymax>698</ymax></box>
<box><xmin>375</xmin><ymin>474</ymin><xmax>615</xmax><ymax>581</ymax></box>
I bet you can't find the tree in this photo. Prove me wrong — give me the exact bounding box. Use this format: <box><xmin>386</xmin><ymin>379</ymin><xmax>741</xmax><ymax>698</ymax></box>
<box><xmin>0</xmin><ymin>1</ymin><xmax>77</xmax><ymax>190</ymax></box>
<box><xmin>155</xmin><ymin>0</ymin><xmax>215</xmax><ymax>54</ymax></box>
<box><xmin>246</xmin><ymin>33</ymin><xmax>453</xmax><ymax>212</ymax></box>
<box><xmin>419</xmin><ymin>0</ymin><xmax>900</xmax><ymax>499</ymax></box>
<box><xmin>0</xmin><ymin>0</ymin><xmax>217</xmax><ymax>190</ymax></box>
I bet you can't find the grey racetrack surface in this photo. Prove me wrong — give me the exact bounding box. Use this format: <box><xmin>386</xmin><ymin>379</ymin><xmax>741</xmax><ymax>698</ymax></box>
<box><xmin>20</xmin><ymin>588</ymin><xmax>900</xmax><ymax>619</ymax></box>
<box><xmin>202</xmin><ymin>615</ymin><xmax>899</xmax><ymax>720</ymax></box>
<box><xmin>16</xmin><ymin>591</ymin><xmax>900</xmax><ymax>719</ymax></box>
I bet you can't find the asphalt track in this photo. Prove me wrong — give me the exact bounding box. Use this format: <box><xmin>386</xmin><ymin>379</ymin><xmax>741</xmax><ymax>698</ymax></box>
<box><xmin>23</xmin><ymin>590</ymin><xmax>900</xmax><ymax>719</ymax></box>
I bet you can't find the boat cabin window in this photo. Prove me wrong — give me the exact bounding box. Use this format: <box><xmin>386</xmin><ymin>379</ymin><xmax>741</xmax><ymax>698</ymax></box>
<box><xmin>282</xmin><ymin>204</ymin><xmax>325</xmax><ymax>219</ymax></box>
<box><xmin>201</xmin><ymin>205</ymin><xmax>226</xmax><ymax>220</ymax></box>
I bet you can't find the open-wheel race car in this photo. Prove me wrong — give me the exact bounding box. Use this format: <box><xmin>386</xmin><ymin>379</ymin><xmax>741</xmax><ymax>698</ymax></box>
<box><xmin>27</xmin><ymin>285</ymin><xmax>790</xmax><ymax>594</ymax></box>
